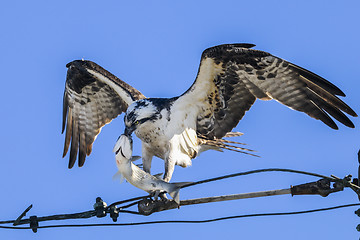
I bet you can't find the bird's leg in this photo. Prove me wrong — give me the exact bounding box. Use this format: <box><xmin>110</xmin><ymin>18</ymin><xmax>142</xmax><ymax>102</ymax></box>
<box><xmin>142</xmin><ymin>151</ymin><xmax>153</xmax><ymax>174</ymax></box>
<box><xmin>143</xmin><ymin>159</ymin><xmax>152</xmax><ymax>174</ymax></box>
<box><xmin>163</xmin><ymin>157</ymin><xmax>175</xmax><ymax>182</ymax></box>
<box><xmin>160</xmin><ymin>158</ymin><xmax>175</xmax><ymax>201</ymax></box>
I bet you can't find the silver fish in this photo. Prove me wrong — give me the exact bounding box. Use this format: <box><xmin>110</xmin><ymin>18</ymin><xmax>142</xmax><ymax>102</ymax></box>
<box><xmin>113</xmin><ymin>134</ymin><xmax>190</xmax><ymax>204</ymax></box>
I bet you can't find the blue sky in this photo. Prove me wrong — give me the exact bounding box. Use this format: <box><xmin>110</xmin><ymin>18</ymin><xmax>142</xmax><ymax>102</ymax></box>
<box><xmin>1</xmin><ymin>0</ymin><xmax>360</xmax><ymax>239</ymax></box>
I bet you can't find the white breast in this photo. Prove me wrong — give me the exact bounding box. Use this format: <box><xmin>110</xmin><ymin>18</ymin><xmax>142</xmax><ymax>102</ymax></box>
<box><xmin>135</xmin><ymin>105</ymin><xmax>200</xmax><ymax>167</ymax></box>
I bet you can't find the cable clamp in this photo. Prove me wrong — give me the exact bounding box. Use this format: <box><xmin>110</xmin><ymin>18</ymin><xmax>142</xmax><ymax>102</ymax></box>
<box><xmin>109</xmin><ymin>205</ymin><xmax>119</xmax><ymax>222</ymax></box>
<box><xmin>93</xmin><ymin>197</ymin><xmax>107</xmax><ymax>218</ymax></box>
<box><xmin>291</xmin><ymin>178</ymin><xmax>342</xmax><ymax>197</ymax></box>
<box><xmin>29</xmin><ymin>215</ymin><xmax>38</xmax><ymax>233</ymax></box>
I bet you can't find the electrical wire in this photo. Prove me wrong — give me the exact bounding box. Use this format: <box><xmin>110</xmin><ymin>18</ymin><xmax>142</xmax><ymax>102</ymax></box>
<box><xmin>0</xmin><ymin>167</ymin><xmax>357</xmax><ymax>230</ymax></box>
<box><xmin>109</xmin><ymin>168</ymin><xmax>337</xmax><ymax>209</ymax></box>
<box><xmin>180</xmin><ymin>168</ymin><xmax>334</xmax><ymax>189</ymax></box>
<box><xmin>1</xmin><ymin>203</ymin><xmax>359</xmax><ymax>230</ymax></box>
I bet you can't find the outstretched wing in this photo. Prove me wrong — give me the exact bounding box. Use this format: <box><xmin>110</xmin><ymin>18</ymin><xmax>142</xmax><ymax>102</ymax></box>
<box><xmin>177</xmin><ymin>44</ymin><xmax>357</xmax><ymax>139</ymax></box>
<box><xmin>62</xmin><ymin>60</ymin><xmax>145</xmax><ymax>168</ymax></box>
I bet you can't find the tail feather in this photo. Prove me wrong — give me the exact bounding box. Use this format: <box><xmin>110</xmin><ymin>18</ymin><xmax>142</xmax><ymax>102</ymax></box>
<box><xmin>198</xmin><ymin>132</ymin><xmax>259</xmax><ymax>157</ymax></box>
<box><xmin>217</xmin><ymin>138</ymin><xmax>247</xmax><ymax>145</ymax></box>
<box><xmin>209</xmin><ymin>141</ymin><xmax>255</xmax><ymax>152</ymax></box>
<box><xmin>204</xmin><ymin>142</ymin><xmax>259</xmax><ymax>157</ymax></box>
<box><xmin>224</xmin><ymin>131</ymin><xmax>244</xmax><ymax>137</ymax></box>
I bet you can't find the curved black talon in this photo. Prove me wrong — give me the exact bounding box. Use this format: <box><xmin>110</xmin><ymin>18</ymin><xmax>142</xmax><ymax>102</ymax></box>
<box><xmin>159</xmin><ymin>192</ymin><xmax>168</xmax><ymax>201</ymax></box>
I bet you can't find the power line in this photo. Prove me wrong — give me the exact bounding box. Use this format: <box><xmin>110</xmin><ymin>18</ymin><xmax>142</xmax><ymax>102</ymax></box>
<box><xmin>1</xmin><ymin>203</ymin><xmax>359</xmax><ymax>230</ymax></box>
<box><xmin>179</xmin><ymin>168</ymin><xmax>336</xmax><ymax>189</ymax></box>
<box><xmin>1</xmin><ymin>167</ymin><xmax>359</xmax><ymax>233</ymax></box>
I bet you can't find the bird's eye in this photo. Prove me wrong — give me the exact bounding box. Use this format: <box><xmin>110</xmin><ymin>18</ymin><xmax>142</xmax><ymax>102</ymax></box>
<box><xmin>134</xmin><ymin>120</ymin><xmax>140</xmax><ymax>125</ymax></box>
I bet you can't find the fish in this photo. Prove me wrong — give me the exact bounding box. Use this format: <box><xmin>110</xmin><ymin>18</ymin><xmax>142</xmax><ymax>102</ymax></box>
<box><xmin>113</xmin><ymin>134</ymin><xmax>191</xmax><ymax>204</ymax></box>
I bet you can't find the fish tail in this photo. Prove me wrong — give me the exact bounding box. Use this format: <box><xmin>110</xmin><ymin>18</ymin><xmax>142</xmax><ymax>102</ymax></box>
<box><xmin>168</xmin><ymin>182</ymin><xmax>193</xmax><ymax>205</ymax></box>
<box><xmin>168</xmin><ymin>188</ymin><xmax>181</xmax><ymax>205</ymax></box>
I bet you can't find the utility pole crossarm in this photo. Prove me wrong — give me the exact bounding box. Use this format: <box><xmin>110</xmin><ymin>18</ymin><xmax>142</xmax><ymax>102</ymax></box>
<box><xmin>138</xmin><ymin>178</ymin><xmax>346</xmax><ymax>215</ymax></box>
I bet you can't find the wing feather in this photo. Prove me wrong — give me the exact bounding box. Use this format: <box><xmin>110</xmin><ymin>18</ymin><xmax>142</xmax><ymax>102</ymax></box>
<box><xmin>290</xmin><ymin>63</ymin><xmax>346</xmax><ymax>97</ymax></box>
<box><xmin>62</xmin><ymin>105</ymin><xmax>72</xmax><ymax>157</ymax></box>
<box><xmin>62</xmin><ymin>60</ymin><xmax>145</xmax><ymax>168</ymax></box>
<box><xmin>177</xmin><ymin>44</ymin><xmax>357</xmax><ymax>140</ymax></box>
<box><xmin>306</xmin><ymin>87</ymin><xmax>354</xmax><ymax>128</ymax></box>
<box><xmin>69</xmin><ymin>116</ymin><xmax>79</xmax><ymax>168</ymax></box>
<box><xmin>299</xmin><ymin>74</ymin><xmax>356</xmax><ymax>116</ymax></box>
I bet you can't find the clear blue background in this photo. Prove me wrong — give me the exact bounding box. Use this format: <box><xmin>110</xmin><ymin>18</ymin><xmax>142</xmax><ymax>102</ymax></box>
<box><xmin>1</xmin><ymin>1</ymin><xmax>359</xmax><ymax>239</ymax></box>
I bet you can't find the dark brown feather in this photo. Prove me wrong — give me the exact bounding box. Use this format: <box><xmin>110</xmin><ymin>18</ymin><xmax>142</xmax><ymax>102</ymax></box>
<box><xmin>69</xmin><ymin>117</ymin><xmax>79</xmax><ymax>169</ymax></box>
<box><xmin>307</xmin><ymin>88</ymin><xmax>354</xmax><ymax>128</ymax></box>
<box><xmin>189</xmin><ymin>44</ymin><xmax>357</xmax><ymax>141</ymax></box>
<box><xmin>290</xmin><ymin>63</ymin><xmax>346</xmax><ymax>97</ymax></box>
<box><xmin>299</xmin><ymin>74</ymin><xmax>357</xmax><ymax>117</ymax></box>
<box><xmin>62</xmin><ymin>60</ymin><xmax>145</xmax><ymax>168</ymax></box>
<box><xmin>62</xmin><ymin>107</ymin><xmax>72</xmax><ymax>158</ymax></box>
<box><xmin>62</xmin><ymin>92</ymin><xmax>68</xmax><ymax>134</ymax></box>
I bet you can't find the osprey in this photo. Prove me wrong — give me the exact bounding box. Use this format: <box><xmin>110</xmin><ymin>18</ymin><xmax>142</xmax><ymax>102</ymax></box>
<box><xmin>62</xmin><ymin>43</ymin><xmax>357</xmax><ymax>182</ymax></box>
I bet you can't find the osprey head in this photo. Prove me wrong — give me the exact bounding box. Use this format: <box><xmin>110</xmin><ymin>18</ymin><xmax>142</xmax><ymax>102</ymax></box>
<box><xmin>124</xmin><ymin>99</ymin><xmax>159</xmax><ymax>136</ymax></box>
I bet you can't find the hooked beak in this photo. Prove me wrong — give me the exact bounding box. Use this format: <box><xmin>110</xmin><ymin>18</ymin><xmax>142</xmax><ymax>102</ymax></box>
<box><xmin>124</xmin><ymin>126</ymin><xmax>135</xmax><ymax>137</ymax></box>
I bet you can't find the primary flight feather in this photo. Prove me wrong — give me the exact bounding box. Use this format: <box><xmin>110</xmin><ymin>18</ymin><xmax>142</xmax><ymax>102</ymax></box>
<box><xmin>62</xmin><ymin>43</ymin><xmax>357</xmax><ymax>182</ymax></box>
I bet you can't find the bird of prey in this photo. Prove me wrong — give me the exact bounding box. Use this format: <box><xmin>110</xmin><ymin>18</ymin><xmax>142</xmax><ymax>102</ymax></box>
<box><xmin>62</xmin><ymin>43</ymin><xmax>357</xmax><ymax>182</ymax></box>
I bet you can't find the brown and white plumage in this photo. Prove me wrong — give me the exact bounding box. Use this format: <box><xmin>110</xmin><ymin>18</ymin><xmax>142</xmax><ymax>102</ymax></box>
<box><xmin>62</xmin><ymin>60</ymin><xmax>145</xmax><ymax>168</ymax></box>
<box><xmin>182</xmin><ymin>43</ymin><xmax>356</xmax><ymax>141</ymax></box>
<box><xmin>62</xmin><ymin>43</ymin><xmax>357</xmax><ymax>182</ymax></box>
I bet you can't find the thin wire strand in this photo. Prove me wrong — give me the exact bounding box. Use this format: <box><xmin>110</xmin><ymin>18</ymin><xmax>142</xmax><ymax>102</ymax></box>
<box><xmin>108</xmin><ymin>195</ymin><xmax>150</xmax><ymax>209</ymax></box>
<box><xmin>1</xmin><ymin>203</ymin><xmax>359</xmax><ymax>230</ymax></box>
<box><xmin>180</xmin><ymin>168</ymin><xmax>334</xmax><ymax>189</ymax></box>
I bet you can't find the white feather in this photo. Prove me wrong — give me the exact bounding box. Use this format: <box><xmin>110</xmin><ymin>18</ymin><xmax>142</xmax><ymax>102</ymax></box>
<box><xmin>86</xmin><ymin>69</ymin><xmax>134</xmax><ymax>106</ymax></box>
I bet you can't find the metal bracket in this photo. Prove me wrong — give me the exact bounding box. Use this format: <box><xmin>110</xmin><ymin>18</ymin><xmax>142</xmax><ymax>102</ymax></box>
<box><xmin>291</xmin><ymin>178</ymin><xmax>343</xmax><ymax>197</ymax></box>
<box><xmin>13</xmin><ymin>204</ymin><xmax>33</xmax><ymax>226</ymax></box>
<box><xmin>138</xmin><ymin>198</ymin><xmax>178</xmax><ymax>216</ymax></box>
